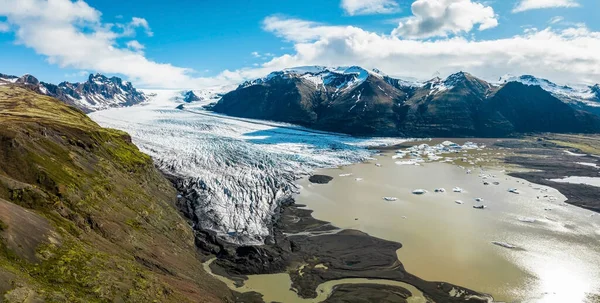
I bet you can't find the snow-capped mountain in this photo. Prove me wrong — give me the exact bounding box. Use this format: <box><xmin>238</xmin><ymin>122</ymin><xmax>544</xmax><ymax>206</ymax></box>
<box><xmin>213</xmin><ymin>66</ymin><xmax>600</xmax><ymax>137</ymax></box>
<box><xmin>0</xmin><ymin>73</ymin><xmax>19</xmax><ymax>84</ymax></box>
<box><xmin>239</xmin><ymin>66</ymin><xmax>387</xmax><ymax>91</ymax></box>
<box><xmin>1</xmin><ymin>72</ymin><xmax>146</xmax><ymax>112</ymax></box>
<box><xmin>499</xmin><ymin>74</ymin><xmax>600</xmax><ymax>107</ymax></box>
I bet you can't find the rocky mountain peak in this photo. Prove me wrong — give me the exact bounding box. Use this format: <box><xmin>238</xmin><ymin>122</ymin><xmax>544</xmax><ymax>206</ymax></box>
<box><xmin>182</xmin><ymin>90</ymin><xmax>201</xmax><ymax>103</ymax></box>
<box><xmin>16</xmin><ymin>74</ymin><xmax>40</xmax><ymax>86</ymax></box>
<box><xmin>0</xmin><ymin>71</ymin><xmax>146</xmax><ymax>112</ymax></box>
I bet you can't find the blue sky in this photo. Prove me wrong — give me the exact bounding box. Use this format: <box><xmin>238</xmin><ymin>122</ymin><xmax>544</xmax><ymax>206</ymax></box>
<box><xmin>1</xmin><ymin>0</ymin><xmax>599</xmax><ymax>88</ymax></box>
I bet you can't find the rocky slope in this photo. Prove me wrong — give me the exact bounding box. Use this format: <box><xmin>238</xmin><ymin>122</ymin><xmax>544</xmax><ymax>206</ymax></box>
<box><xmin>212</xmin><ymin>67</ymin><xmax>600</xmax><ymax>137</ymax></box>
<box><xmin>0</xmin><ymin>86</ymin><xmax>232</xmax><ymax>302</ymax></box>
<box><xmin>0</xmin><ymin>73</ymin><xmax>146</xmax><ymax>113</ymax></box>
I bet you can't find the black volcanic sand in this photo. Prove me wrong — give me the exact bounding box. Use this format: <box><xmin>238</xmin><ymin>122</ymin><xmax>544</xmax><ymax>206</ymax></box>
<box><xmin>323</xmin><ymin>284</ymin><xmax>412</xmax><ymax>303</ymax></box>
<box><xmin>309</xmin><ymin>174</ymin><xmax>334</xmax><ymax>184</ymax></box>
<box><xmin>192</xmin><ymin>198</ymin><xmax>491</xmax><ymax>303</ymax></box>
<box><xmin>492</xmin><ymin>138</ymin><xmax>600</xmax><ymax>213</ymax></box>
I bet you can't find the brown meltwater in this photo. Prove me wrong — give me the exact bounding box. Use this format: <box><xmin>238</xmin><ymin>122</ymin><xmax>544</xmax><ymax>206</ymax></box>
<box><xmin>294</xmin><ymin>154</ymin><xmax>600</xmax><ymax>302</ymax></box>
<box><xmin>203</xmin><ymin>258</ymin><xmax>428</xmax><ymax>303</ymax></box>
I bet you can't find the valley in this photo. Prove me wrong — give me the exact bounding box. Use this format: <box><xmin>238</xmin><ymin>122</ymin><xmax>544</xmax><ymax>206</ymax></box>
<box><xmin>89</xmin><ymin>89</ymin><xmax>600</xmax><ymax>302</ymax></box>
<box><xmin>3</xmin><ymin>68</ymin><xmax>600</xmax><ymax>303</ymax></box>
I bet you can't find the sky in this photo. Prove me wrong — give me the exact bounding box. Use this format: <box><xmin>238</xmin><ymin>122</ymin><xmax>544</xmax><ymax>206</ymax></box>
<box><xmin>0</xmin><ymin>0</ymin><xmax>599</xmax><ymax>88</ymax></box>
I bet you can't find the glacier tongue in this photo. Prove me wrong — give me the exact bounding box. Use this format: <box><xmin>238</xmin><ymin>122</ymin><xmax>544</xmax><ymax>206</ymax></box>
<box><xmin>89</xmin><ymin>90</ymin><xmax>404</xmax><ymax>244</ymax></box>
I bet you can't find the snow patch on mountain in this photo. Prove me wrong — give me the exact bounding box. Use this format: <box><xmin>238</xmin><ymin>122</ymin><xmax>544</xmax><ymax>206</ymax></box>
<box><xmin>240</xmin><ymin>66</ymin><xmax>386</xmax><ymax>91</ymax></box>
<box><xmin>500</xmin><ymin>74</ymin><xmax>599</xmax><ymax>107</ymax></box>
<box><xmin>90</xmin><ymin>90</ymin><xmax>404</xmax><ymax>244</ymax></box>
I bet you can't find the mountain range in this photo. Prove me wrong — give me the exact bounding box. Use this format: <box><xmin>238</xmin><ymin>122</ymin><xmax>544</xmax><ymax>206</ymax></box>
<box><xmin>212</xmin><ymin>66</ymin><xmax>600</xmax><ymax>137</ymax></box>
<box><xmin>3</xmin><ymin>67</ymin><xmax>600</xmax><ymax>137</ymax></box>
<box><xmin>0</xmin><ymin>73</ymin><xmax>146</xmax><ymax>113</ymax></box>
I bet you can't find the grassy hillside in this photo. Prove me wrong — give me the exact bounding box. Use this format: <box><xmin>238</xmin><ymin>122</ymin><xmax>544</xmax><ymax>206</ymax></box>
<box><xmin>0</xmin><ymin>86</ymin><xmax>232</xmax><ymax>302</ymax></box>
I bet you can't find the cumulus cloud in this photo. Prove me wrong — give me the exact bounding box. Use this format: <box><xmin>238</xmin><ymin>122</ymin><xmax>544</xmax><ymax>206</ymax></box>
<box><xmin>341</xmin><ymin>0</ymin><xmax>400</xmax><ymax>16</ymax></box>
<box><xmin>513</xmin><ymin>0</ymin><xmax>580</xmax><ymax>13</ymax></box>
<box><xmin>259</xmin><ymin>16</ymin><xmax>600</xmax><ymax>85</ymax></box>
<box><xmin>130</xmin><ymin>17</ymin><xmax>153</xmax><ymax>37</ymax></box>
<box><xmin>391</xmin><ymin>0</ymin><xmax>498</xmax><ymax>39</ymax></box>
<box><xmin>0</xmin><ymin>0</ymin><xmax>228</xmax><ymax>88</ymax></box>
<box><xmin>0</xmin><ymin>22</ymin><xmax>9</xmax><ymax>32</ymax></box>
<box><xmin>126</xmin><ymin>40</ymin><xmax>144</xmax><ymax>51</ymax></box>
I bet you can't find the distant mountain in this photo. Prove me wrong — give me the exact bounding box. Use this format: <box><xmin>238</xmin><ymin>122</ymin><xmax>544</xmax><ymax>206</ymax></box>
<box><xmin>176</xmin><ymin>88</ymin><xmax>227</xmax><ymax>105</ymax></box>
<box><xmin>212</xmin><ymin>66</ymin><xmax>600</xmax><ymax>137</ymax></box>
<box><xmin>1</xmin><ymin>73</ymin><xmax>146</xmax><ymax>112</ymax></box>
<box><xmin>499</xmin><ymin>74</ymin><xmax>600</xmax><ymax>115</ymax></box>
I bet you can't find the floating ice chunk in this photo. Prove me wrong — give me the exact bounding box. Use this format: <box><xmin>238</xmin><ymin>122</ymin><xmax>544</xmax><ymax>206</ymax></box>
<box><xmin>412</xmin><ymin>189</ymin><xmax>427</xmax><ymax>195</ymax></box>
<box><xmin>453</xmin><ymin>187</ymin><xmax>463</xmax><ymax>193</ymax></box>
<box><xmin>339</xmin><ymin>173</ymin><xmax>353</xmax><ymax>177</ymax></box>
<box><xmin>473</xmin><ymin>205</ymin><xmax>486</xmax><ymax>209</ymax></box>
<box><xmin>455</xmin><ymin>200</ymin><xmax>464</xmax><ymax>204</ymax></box>
<box><xmin>508</xmin><ymin>188</ymin><xmax>520</xmax><ymax>194</ymax></box>
<box><xmin>518</xmin><ymin>217</ymin><xmax>536</xmax><ymax>223</ymax></box>
<box><xmin>395</xmin><ymin>160</ymin><xmax>419</xmax><ymax>165</ymax></box>
<box><xmin>355</xmin><ymin>178</ymin><xmax>363</xmax><ymax>181</ymax></box>
<box><xmin>434</xmin><ymin>188</ymin><xmax>446</xmax><ymax>193</ymax></box>
<box><xmin>475</xmin><ymin>198</ymin><xmax>484</xmax><ymax>202</ymax></box>
<box><xmin>375</xmin><ymin>163</ymin><xmax>382</xmax><ymax>167</ymax></box>
<box><xmin>383</xmin><ymin>197</ymin><xmax>398</xmax><ymax>201</ymax></box>
<box><xmin>492</xmin><ymin>241</ymin><xmax>517</xmax><ymax>249</ymax></box>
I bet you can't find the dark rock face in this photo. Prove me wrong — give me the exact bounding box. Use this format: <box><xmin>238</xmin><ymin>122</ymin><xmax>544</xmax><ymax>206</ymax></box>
<box><xmin>2</xmin><ymin>72</ymin><xmax>145</xmax><ymax>113</ymax></box>
<box><xmin>592</xmin><ymin>84</ymin><xmax>600</xmax><ymax>100</ymax></box>
<box><xmin>308</xmin><ymin>175</ymin><xmax>333</xmax><ymax>184</ymax></box>
<box><xmin>182</xmin><ymin>90</ymin><xmax>201</xmax><ymax>103</ymax></box>
<box><xmin>15</xmin><ymin>74</ymin><xmax>40</xmax><ymax>86</ymax></box>
<box><xmin>213</xmin><ymin>67</ymin><xmax>600</xmax><ymax>137</ymax></box>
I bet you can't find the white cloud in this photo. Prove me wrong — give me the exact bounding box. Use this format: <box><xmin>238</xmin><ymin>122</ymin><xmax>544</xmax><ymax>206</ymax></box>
<box><xmin>0</xmin><ymin>22</ymin><xmax>10</xmax><ymax>32</ymax></box>
<box><xmin>513</xmin><ymin>0</ymin><xmax>580</xmax><ymax>13</ymax></box>
<box><xmin>130</xmin><ymin>17</ymin><xmax>153</xmax><ymax>37</ymax></box>
<box><xmin>392</xmin><ymin>0</ymin><xmax>498</xmax><ymax>39</ymax></box>
<box><xmin>549</xmin><ymin>16</ymin><xmax>564</xmax><ymax>24</ymax></box>
<box><xmin>259</xmin><ymin>16</ymin><xmax>600</xmax><ymax>85</ymax></box>
<box><xmin>0</xmin><ymin>0</ymin><xmax>229</xmax><ymax>88</ymax></box>
<box><xmin>251</xmin><ymin>51</ymin><xmax>261</xmax><ymax>57</ymax></box>
<box><xmin>341</xmin><ymin>0</ymin><xmax>400</xmax><ymax>16</ymax></box>
<box><xmin>126</xmin><ymin>40</ymin><xmax>144</xmax><ymax>51</ymax></box>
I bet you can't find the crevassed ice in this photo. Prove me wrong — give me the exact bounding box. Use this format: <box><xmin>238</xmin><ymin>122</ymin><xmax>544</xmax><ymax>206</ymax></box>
<box><xmin>90</xmin><ymin>90</ymin><xmax>404</xmax><ymax>244</ymax></box>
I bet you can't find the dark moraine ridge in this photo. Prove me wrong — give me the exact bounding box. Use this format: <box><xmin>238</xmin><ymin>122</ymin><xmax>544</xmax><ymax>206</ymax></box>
<box><xmin>323</xmin><ymin>284</ymin><xmax>413</xmax><ymax>303</ymax></box>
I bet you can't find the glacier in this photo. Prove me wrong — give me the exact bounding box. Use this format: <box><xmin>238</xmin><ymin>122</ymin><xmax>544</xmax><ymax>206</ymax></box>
<box><xmin>89</xmin><ymin>90</ymin><xmax>404</xmax><ymax>244</ymax></box>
